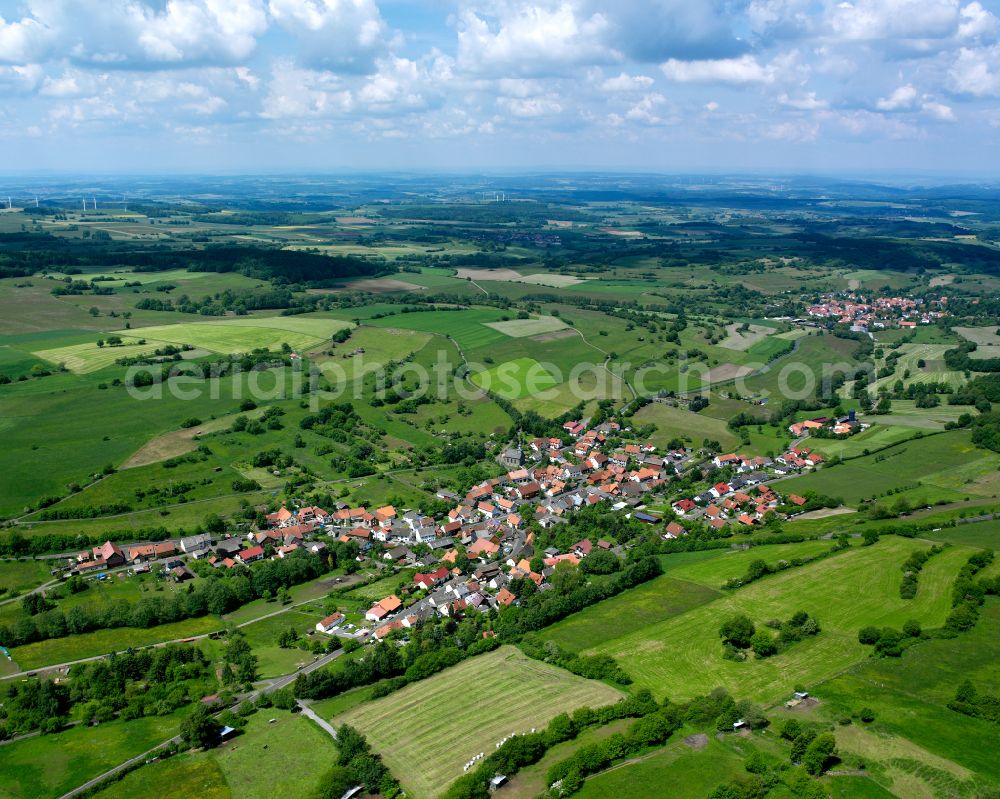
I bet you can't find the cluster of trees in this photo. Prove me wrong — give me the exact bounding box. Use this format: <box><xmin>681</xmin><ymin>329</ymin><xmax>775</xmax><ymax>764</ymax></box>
<box><xmin>945</xmin><ymin>341</ymin><xmax>1000</xmax><ymax>373</ymax></box>
<box><xmin>0</xmin><ymin>645</ymin><xmax>212</xmax><ymax>738</ymax></box>
<box><xmin>858</xmin><ymin>619</ymin><xmax>924</xmax><ymax>657</ymax></box>
<box><xmin>0</xmin><ymin>551</ymin><xmax>330</xmax><ymax>648</ymax></box>
<box><xmin>708</xmin><ymin>719</ymin><xmax>838</xmax><ymax>799</ymax></box>
<box><xmin>520</xmin><ymin>638</ymin><xmax>632</xmax><ymax>684</ymax></box>
<box><xmin>315</xmin><ymin>725</ymin><xmax>401</xmax><ymax>799</ymax></box>
<box><xmin>720</xmin><ymin>611</ymin><xmax>820</xmax><ymax>660</ymax></box>
<box><xmin>948</xmin><ymin>680</ymin><xmax>1000</xmax><ymax>725</ymax></box>
<box><xmin>294</xmin><ymin>619</ymin><xmax>501</xmax><ymax>701</ymax></box>
<box><xmin>900</xmin><ymin>544</ymin><xmax>945</xmax><ymax>599</ymax></box>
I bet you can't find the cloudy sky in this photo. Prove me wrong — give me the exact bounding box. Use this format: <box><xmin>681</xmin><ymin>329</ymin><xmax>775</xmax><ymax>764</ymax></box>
<box><xmin>2</xmin><ymin>0</ymin><xmax>1000</xmax><ymax>174</ymax></box>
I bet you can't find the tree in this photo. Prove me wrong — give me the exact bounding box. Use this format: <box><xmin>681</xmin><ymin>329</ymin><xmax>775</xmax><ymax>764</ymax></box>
<box><xmin>751</xmin><ymin>629</ymin><xmax>777</xmax><ymax>658</ymax></box>
<box><xmin>314</xmin><ymin>766</ymin><xmax>357</xmax><ymax>799</ymax></box>
<box><xmin>719</xmin><ymin>614</ymin><xmax>756</xmax><ymax>649</ymax></box>
<box><xmin>180</xmin><ymin>705</ymin><xmax>221</xmax><ymax>750</ymax></box>
<box><xmin>802</xmin><ymin>733</ymin><xmax>837</xmax><ymax>775</ymax></box>
<box><xmin>858</xmin><ymin>625</ymin><xmax>880</xmax><ymax>645</ymax></box>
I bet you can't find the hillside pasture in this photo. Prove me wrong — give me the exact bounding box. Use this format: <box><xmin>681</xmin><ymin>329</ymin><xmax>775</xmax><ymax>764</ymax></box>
<box><xmin>591</xmin><ymin>537</ymin><xmax>970</xmax><ymax>703</ymax></box>
<box><xmin>334</xmin><ymin>646</ymin><xmax>624</xmax><ymax>798</ymax></box>
<box><xmin>778</xmin><ymin>430</ymin><xmax>997</xmax><ymax>505</ymax></box>
<box><xmin>718</xmin><ymin>323</ymin><xmax>774</xmax><ymax>352</ymax></box>
<box><xmin>471</xmin><ymin>357</ymin><xmax>559</xmax><ymax>400</ymax></box>
<box><xmin>635</xmin><ymin>402</ymin><xmax>739</xmax><ymax>450</ymax></box>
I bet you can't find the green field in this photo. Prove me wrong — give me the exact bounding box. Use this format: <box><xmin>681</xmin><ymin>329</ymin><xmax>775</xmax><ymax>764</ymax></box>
<box><xmin>334</xmin><ymin>646</ymin><xmax>625</xmax><ymax>798</ymax></box>
<box><xmin>0</xmin><ymin>559</ymin><xmax>55</xmax><ymax>595</ymax></box>
<box><xmin>539</xmin><ymin>575</ymin><xmax>721</xmax><ymax>653</ymax></box>
<box><xmin>635</xmin><ymin>402</ymin><xmax>739</xmax><ymax>450</ymax></box>
<box><xmin>778</xmin><ymin>430</ymin><xmax>1000</xmax><ymax>505</ymax></box>
<box><xmin>802</xmin><ymin>599</ymin><xmax>1000</xmax><ymax>796</ymax></box>
<box><xmin>807</xmin><ymin>423</ymin><xmax>919</xmax><ymax>459</ymax></box>
<box><xmin>9</xmin><ymin>615</ymin><xmax>223</xmax><ymax>670</ymax></box>
<box><xmin>484</xmin><ymin>315</ymin><xmax>567</xmax><ymax>338</ymax></box>
<box><xmin>591</xmin><ymin>537</ymin><xmax>970</xmax><ymax>703</ymax></box>
<box><xmin>366</xmin><ymin>308</ymin><xmax>512</xmax><ymax>351</ymax></box>
<box><xmin>471</xmin><ymin>357</ymin><xmax>559</xmax><ymax>400</ymax></box>
<box><xmin>92</xmin><ymin>709</ymin><xmax>337</xmax><ymax>799</ymax></box>
<box><xmin>33</xmin><ymin>316</ymin><xmax>352</xmax><ymax>373</ymax></box>
<box><xmin>663</xmin><ymin>540</ymin><xmax>846</xmax><ymax>587</ymax></box>
<box><xmin>0</xmin><ymin>712</ymin><xmax>183</xmax><ymax>799</ymax></box>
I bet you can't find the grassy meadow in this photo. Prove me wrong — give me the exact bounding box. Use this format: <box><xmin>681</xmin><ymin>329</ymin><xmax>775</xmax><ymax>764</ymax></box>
<box><xmin>590</xmin><ymin>538</ymin><xmax>971</xmax><ymax>704</ymax></box>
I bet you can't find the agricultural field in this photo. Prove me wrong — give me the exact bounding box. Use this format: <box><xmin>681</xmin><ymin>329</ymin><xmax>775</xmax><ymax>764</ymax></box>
<box><xmin>333</xmin><ymin>646</ymin><xmax>625</xmax><ymax>798</ymax></box>
<box><xmin>539</xmin><ymin>575</ymin><xmax>721</xmax><ymax>653</ymax></box>
<box><xmin>484</xmin><ymin>314</ymin><xmax>567</xmax><ymax>338</ymax></box>
<box><xmin>0</xmin><ymin>558</ymin><xmax>55</xmax><ymax>595</ymax></box>
<box><xmin>471</xmin><ymin>356</ymin><xmax>559</xmax><ymax>400</ymax></box>
<box><xmin>591</xmin><ymin>538</ymin><xmax>971</xmax><ymax>703</ymax></box>
<box><xmin>32</xmin><ymin>315</ymin><xmax>353</xmax><ymax>373</ymax></box>
<box><xmin>871</xmin><ymin>342</ymin><xmax>966</xmax><ymax>392</ymax></box>
<box><xmin>366</xmin><ymin>308</ymin><xmax>512</xmax><ymax>351</ymax></box>
<box><xmin>635</xmin><ymin>402</ymin><xmax>740</xmax><ymax>450</ymax></box>
<box><xmin>806</xmin><ymin>423</ymin><xmax>919</xmax><ymax>459</ymax></box>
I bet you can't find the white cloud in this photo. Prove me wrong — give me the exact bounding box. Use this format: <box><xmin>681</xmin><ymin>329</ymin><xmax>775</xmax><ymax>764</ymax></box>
<box><xmin>661</xmin><ymin>54</ymin><xmax>776</xmax><ymax>84</ymax></box>
<box><xmin>778</xmin><ymin>91</ymin><xmax>828</xmax><ymax>109</ymax></box>
<box><xmin>876</xmin><ymin>84</ymin><xmax>919</xmax><ymax>109</ymax></box>
<box><xmin>922</xmin><ymin>100</ymin><xmax>955</xmax><ymax>119</ymax></box>
<box><xmin>948</xmin><ymin>44</ymin><xmax>1000</xmax><ymax>95</ymax></box>
<box><xmin>259</xmin><ymin>61</ymin><xmax>353</xmax><ymax>119</ymax></box>
<box><xmin>0</xmin><ymin>64</ymin><xmax>43</xmax><ymax>94</ymax></box>
<box><xmin>0</xmin><ymin>0</ymin><xmax>268</xmax><ymax>67</ymax></box>
<box><xmin>496</xmin><ymin>95</ymin><xmax>564</xmax><ymax>117</ymax></box>
<box><xmin>457</xmin><ymin>4</ymin><xmax>618</xmax><ymax>77</ymax></box>
<box><xmin>600</xmin><ymin>72</ymin><xmax>654</xmax><ymax>92</ymax></box>
<box><xmin>624</xmin><ymin>92</ymin><xmax>667</xmax><ymax>124</ymax></box>
<box><xmin>267</xmin><ymin>0</ymin><xmax>388</xmax><ymax>73</ymax></box>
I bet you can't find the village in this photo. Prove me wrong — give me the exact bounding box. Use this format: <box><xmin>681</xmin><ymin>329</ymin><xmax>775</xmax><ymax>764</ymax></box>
<box><xmin>804</xmin><ymin>291</ymin><xmax>948</xmax><ymax>332</ymax></box>
<box><xmin>66</xmin><ymin>417</ymin><xmax>840</xmax><ymax>647</ymax></box>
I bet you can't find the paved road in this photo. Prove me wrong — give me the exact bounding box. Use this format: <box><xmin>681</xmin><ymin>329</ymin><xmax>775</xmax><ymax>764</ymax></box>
<box><xmin>297</xmin><ymin>700</ymin><xmax>339</xmax><ymax>740</ymax></box>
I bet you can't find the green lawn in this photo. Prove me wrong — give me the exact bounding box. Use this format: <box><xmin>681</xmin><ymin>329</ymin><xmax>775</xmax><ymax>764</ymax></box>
<box><xmin>0</xmin><ymin>712</ymin><xmax>183</xmax><ymax>799</ymax></box>
<box><xmin>591</xmin><ymin>538</ymin><xmax>971</xmax><ymax>704</ymax></box>
<box><xmin>807</xmin><ymin>423</ymin><xmax>919</xmax><ymax>459</ymax></box>
<box><xmin>334</xmin><ymin>646</ymin><xmax>624</xmax><ymax>798</ymax></box>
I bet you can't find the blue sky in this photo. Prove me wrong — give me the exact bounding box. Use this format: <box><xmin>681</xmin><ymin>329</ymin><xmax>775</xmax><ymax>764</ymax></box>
<box><xmin>2</xmin><ymin>0</ymin><xmax>1000</xmax><ymax>174</ymax></box>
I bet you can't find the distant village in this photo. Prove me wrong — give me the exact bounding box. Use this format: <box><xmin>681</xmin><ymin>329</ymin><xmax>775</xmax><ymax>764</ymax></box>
<box><xmin>804</xmin><ymin>291</ymin><xmax>947</xmax><ymax>332</ymax></box>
